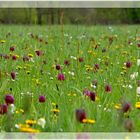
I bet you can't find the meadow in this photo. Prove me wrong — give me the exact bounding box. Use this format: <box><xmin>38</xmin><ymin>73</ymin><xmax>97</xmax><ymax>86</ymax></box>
<box><xmin>0</xmin><ymin>25</ymin><xmax>140</xmax><ymax>132</ymax></box>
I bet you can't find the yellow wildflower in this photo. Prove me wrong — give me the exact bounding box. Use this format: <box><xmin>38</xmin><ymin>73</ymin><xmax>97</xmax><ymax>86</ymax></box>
<box><xmin>136</xmin><ymin>102</ymin><xmax>140</xmax><ymax>109</ymax></box>
<box><xmin>20</xmin><ymin>109</ymin><xmax>24</xmax><ymax>113</ymax></box>
<box><xmin>28</xmin><ymin>53</ymin><xmax>33</xmax><ymax>57</ymax></box>
<box><xmin>26</xmin><ymin>71</ymin><xmax>30</xmax><ymax>74</ymax></box>
<box><xmin>122</xmin><ymin>67</ymin><xmax>127</xmax><ymax>70</ymax></box>
<box><xmin>16</xmin><ymin>66</ymin><xmax>22</xmax><ymax>70</ymax></box>
<box><xmin>20</xmin><ymin>127</ymin><xmax>39</xmax><ymax>133</ymax></box>
<box><xmin>122</xmin><ymin>51</ymin><xmax>128</xmax><ymax>55</ymax></box>
<box><xmin>82</xmin><ymin>119</ymin><xmax>96</xmax><ymax>124</ymax></box>
<box><xmin>25</xmin><ymin>120</ymin><xmax>37</xmax><ymax>125</ymax></box>
<box><xmin>115</xmin><ymin>104</ymin><xmax>121</xmax><ymax>110</ymax></box>
<box><xmin>79</xmin><ymin>50</ymin><xmax>83</xmax><ymax>54</ymax></box>
<box><xmin>52</xmin><ymin>102</ymin><xmax>56</xmax><ymax>106</ymax></box>
<box><xmin>87</xmin><ymin>50</ymin><xmax>92</xmax><ymax>54</ymax></box>
<box><xmin>16</xmin><ymin>109</ymin><xmax>24</xmax><ymax>114</ymax></box>
<box><xmin>136</xmin><ymin>36</ymin><xmax>140</xmax><ymax>41</ymax></box>
<box><xmin>85</xmin><ymin>65</ymin><xmax>93</xmax><ymax>71</ymax></box>
<box><xmin>25</xmin><ymin>64</ymin><xmax>31</xmax><ymax>68</ymax></box>
<box><xmin>68</xmin><ymin>93</ymin><xmax>77</xmax><ymax>97</ymax></box>
<box><xmin>95</xmin><ymin>96</ymin><xmax>100</xmax><ymax>101</ymax></box>
<box><xmin>52</xmin><ymin>64</ymin><xmax>55</xmax><ymax>69</ymax></box>
<box><xmin>16</xmin><ymin>110</ymin><xmax>19</xmax><ymax>114</ymax></box>
<box><xmin>51</xmin><ymin>109</ymin><xmax>60</xmax><ymax>113</ymax></box>
<box><xmin>15</xmin><ymin>54</ymin><xmax>20</xmax><ymax>58</ymax></box>
<box><xmin>23</xmin><ymin>66</ymin><xmax>27</xmax><ymax>70</ymax></box>
<box><xmin>0</xmin><ymin>40</ymin><xmax>6</xmax><ymax>43</ymax></box>
<box><xmin>92</xmin><ymin>52</ymin><xmax>97</xmax><ymax>57</ymax></box>
<box><xmin>35</xmin><ymin>79</ymin><xmax>40</xmax><ymax>85</ymax></box>
<box><xmin>18</xmin><ymin>124</ymin><xmax>30</xmax><ymax>128</ymax></box>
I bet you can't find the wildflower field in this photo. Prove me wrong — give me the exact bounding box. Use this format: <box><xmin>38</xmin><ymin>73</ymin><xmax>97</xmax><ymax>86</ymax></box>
<box><xmin>0</xmin><ymin>25</ymin><xmax>140</xmax><ymax>132</ymax></box>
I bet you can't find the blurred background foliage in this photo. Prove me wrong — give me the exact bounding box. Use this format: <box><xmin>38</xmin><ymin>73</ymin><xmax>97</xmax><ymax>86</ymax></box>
<box><xmin>0</xmin><ymin>8</ymin><xmax>140</xmax><ymax>25</ymax></box>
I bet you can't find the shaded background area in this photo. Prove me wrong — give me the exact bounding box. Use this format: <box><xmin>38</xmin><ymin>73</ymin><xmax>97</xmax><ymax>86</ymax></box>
<box><xmin>0</xmin><ymin>8</ymin><xmax>140</xmax><ymax>25</ymax></box>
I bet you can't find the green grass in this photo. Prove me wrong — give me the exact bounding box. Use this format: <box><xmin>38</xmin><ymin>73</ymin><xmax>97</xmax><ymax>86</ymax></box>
<box><xmin>0</xmin><ymin>25</ymin><xmax>140</xmax><ymax>132</ymax></box>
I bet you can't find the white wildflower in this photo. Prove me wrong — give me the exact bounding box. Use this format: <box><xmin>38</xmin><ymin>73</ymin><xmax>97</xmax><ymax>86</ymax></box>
<box><xmin>50</xmin><ymin>77</ymin><xmax>53</xmax><ymax>80</ymax></box>
<box><xmin>68</xmin><ymin>71</ymin><xmax>74</xmax><ymax>76</ymax></box>
<box><xmin>9</xmin><ymin>104</ymin><xmax>16</xmax><ymax>114</ymax></box>
<box><xmin>15</xmin><ymin>124</ymin><xmax>19</xmax><ymax>129</ymax></box>
<box><xmin>130</xmin><ymin>72</ymin><xmax>138</xmax><ymax>80</ymax></box>
<box><xmin>37</xmin><ymin>118</ymin><xmax>46</xmax><ymax>128</ymax></box>
<box><xmin>104</xmin><ymin>108</ymin><xmax>107</xmax><ymax>111</ymax></box>
<box><xmin>70</xmin><ymin>56</ymin><xmax>77</xmax><ymax>60</ymax></box>
<box><xmin>137</xmin><ymin>59</ymin><xmax>140</xmax><ymax>66</ymax></box>
<box><xmin>97</xmin><ymin>58</ymin><xmax>101</xmax><ymax>62</ymax></box>
<box><xmin>30</xmin><ymin>58</ymin><xmax>34</xmax><ymax>63</ymax></box>
<box><xmin>90</xmin><ymin>84</ymin><xmax>96</xmax><ymax>89</ymax></box>
<box><xmin>128</xmin><ymin>85</ymin><xmax>133</xmax><ymax>89</ymax></box>
<box><xmin>137</xmin><ymin>87</ymin><xmax>140</xmax><ymax>94</ymax></box>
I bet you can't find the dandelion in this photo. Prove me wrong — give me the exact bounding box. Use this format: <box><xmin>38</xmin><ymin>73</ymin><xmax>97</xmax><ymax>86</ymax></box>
<box><xmin>5</xmin><ymin>94</ymin><xmax>14</xmax><ymax>105</ymax></box>
<box><xmin>37</xmin><ymin>118</ymin><xmax>46</xmax><ymax>128</ymax></box>
<box><xmin>39</xmin><ymin>95</ymin><xmax>46</xmax><ymax>103</ymax></box>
